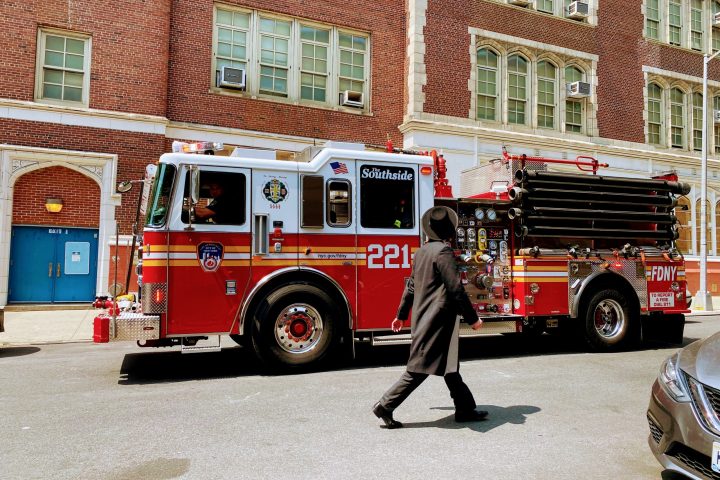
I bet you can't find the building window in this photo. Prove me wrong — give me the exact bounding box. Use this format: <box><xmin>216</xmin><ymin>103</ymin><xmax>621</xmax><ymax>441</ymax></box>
<box><xmin>213</xmin><ymin>5</ymin><xmax>370</xmax><ymax>110</ymax></box>
<box><xmin>670</xmin><ymin>87</ymin><xmax>686</xmax><ymax>148</ymax></box>
<box><xmin>508</xmin><ymin>54</ymin><xmax>528</xmax><ymax>125</ymax></box>
<box><xmin>338</xmin><ymin>32</ymin><xmax>367</xmax><ymax>99</ymax></box>
<box><xmin>693</xmin><ymin>92</ymin><xmax>703</xmax><ymax>151</ymax></box>
<box><xmin>565</xmin><ymin>66</ymin><xmax>584</xmax><ymax>133</ymax></box>
<box><xmin>35</xmin><ymin>30</ymin><xmax>90</xmax><ymax>106</ymax></box>
<box><xmin>676</xmin><ymin>197</ymin><xmax>692</xmax><ymax>253</ymax></box>
<box><xmin>477</xmin><ymin>48</ymin><xmax>499</xmax><ymax>121</ymax></box>
<box><xmin>646</xmin><ymin>0</ymin><xmax>661</xmax><ymax>39</ymax></box>
<box><xmin>696</xmin><ymin>198</ymin><xmax>711</xmax><ymax>255</ymax></box>
<box><xmin>668</xmin><ymin>0</ymin><xmax>682</xmax><ymax>46</ymax></box>
<box><xmin>714</xmin><ymin>2</ymin><xmax>720</xmax><ymax>52</ymax></box>
<box><xmin>648</xmin><ymin>83</ymin><xmax>664</xmax><ymax>145</ymax></box>
<box><xmin>537</xmin><ymin>0</ymin><xmax>554</xmax><ymax>14</ymax></box>
<box><xmin>537</xmin><ymin>61</ymin><xmax>557</xmax><ymax>129</ymax></box>
<box><xmin>300</xmin><ymin>25</ymin><xmax>330</xmax><ymax>102</ymax></box>
<box><xmin>691</xmin><ymin>0</ymin><xmax>704</xmax><ymax>50</ymax></box>
<box><xmin>715</xmin><ymin>96</ymin><xmax>720</xmax><ymax>153</ymax></box>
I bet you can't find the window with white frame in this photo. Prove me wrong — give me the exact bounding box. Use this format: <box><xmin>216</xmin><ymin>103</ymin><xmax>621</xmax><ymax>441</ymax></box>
<box><xmin>474</xmin><ymin>45</ymin><xmax>592</xmax><ymax>135</ymax></box>
<box><xmin>715</xmin><ymin>96</ymin><xmax>720</xmax><ymax>152</ymax></box>
<box><xmin>647</xmin><ymin>83</ymin><xmax>664</xmax><ymax>145</ymax></box>
<box><xmin>502</xmin><ymin>0</ymin><xmax>592</xmax><ymax>21</ymax></box>
<box><xmin>646</xmin><ymin>80</ymin><xmax>720</xmax><ymax>153</ymax></box>
<box><xmin>565</xmin><ymin>66</ymin><xmax>584</xmax><ymax>133</ymax></box>
<box><xmin>645</xmin><ymin>0</ymin><xmax>720</xmax><ymax>52</ymax></box>
<box><xmin>537</xmin><ymin>60</ymin><xmax>557</xmax><ymax>129</ymax></box>
<box><xmin>669</xmin><ymin>0</ymin><xmax>683</xmax><ymax>46</ymax></box>
<box><xmin>670</xmin><ymin>87</ymin><xmax>686</xmax><ymax>148</ymax></box>
<box><xmin>508</xmin><ymin>55</ymin><xmax>528</xmax><ymax>125</ymax></box>
<box><xmin>35</xmin><ymin>30</ymin><xmax>91</xmax><ymax>106</ymax></box>
<box><xmin>477</xmin><ymin>48</ymin><xmax>499</xmax><ymax>121</ymax></box>
<box><xmin>691</xmin><ymin>0</ymin><xmax>704</xmax><ymax>50</ymax></box>
<box><xmin>647</xmin><ymin>0</ymin><xmax>661</xmax><ymax>39</ymax></box>
<box><xmin>692</xmin><ymin>92</ymin><xmax>703</xmax><ymax>151</ymax></box>
<box><xmin>213</xmin><ymin>5</ymin><xmax>370</xmax><ymax>110</ymax></box>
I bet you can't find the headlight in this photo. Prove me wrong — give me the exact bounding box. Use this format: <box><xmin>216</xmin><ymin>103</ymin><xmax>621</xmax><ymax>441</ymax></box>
<box><xmin>658</xmin><ymin>353</ymin><xmax>690</xmax><ymax>402</ymax></box>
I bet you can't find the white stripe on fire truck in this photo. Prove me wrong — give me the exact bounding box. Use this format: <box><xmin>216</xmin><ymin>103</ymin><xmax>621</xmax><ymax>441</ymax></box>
<box><xmin>512</xmin><ymin>271</ymin><xmax>568</xmax><ymax>277</ymax></box>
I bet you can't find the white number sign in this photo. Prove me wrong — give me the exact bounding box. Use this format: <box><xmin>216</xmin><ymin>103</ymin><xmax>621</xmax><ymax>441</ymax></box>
<box><xmin>367</xmin><ymin>244</ymin><xmax>412</xmax><ymax>269</ymax></box>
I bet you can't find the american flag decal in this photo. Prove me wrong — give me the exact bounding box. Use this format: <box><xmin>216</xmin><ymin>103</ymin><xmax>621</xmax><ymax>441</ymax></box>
<box><xmin>330</xmin><ymin>161</ymin><xmax>349</xmax><ymax>174</ymax></box>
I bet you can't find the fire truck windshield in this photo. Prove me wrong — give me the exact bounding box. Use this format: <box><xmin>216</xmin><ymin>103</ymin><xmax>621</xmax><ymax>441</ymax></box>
<box><xmin>145</xmin><ymin>163</ymin><xmax>176</xmax><ymax>227</ymax></box>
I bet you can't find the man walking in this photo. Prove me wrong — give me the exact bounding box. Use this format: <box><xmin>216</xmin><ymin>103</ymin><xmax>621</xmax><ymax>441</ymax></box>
<box><xmin>373</xmin><ymin>206</ymin><xmax>486</xmax><ymax>429</ymax></box>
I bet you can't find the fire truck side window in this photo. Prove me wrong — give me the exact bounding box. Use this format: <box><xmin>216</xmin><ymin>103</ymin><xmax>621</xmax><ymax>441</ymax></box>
<box><xmin>301</xmin><ymin>175</ymin><xmax>324</xmax><ymax>228</ymax></box>
<box><xmin>359</xmin><ymin>165</ymin><xmax>415</xmax><ymax>229</ymax></box>
<box><xmin>327</xmin><ymin>180</ymin><xmax>351</xmax><ymax>227</ymax></box>
<box><xmin>183</xmin><ymin>171</ymin><xmax>246</xmax><ymax>225</ymax></box>
<box><xmin>146</xmin><ymin>163</ymin><xmax>176</xmax><ymax>227</ymax></box>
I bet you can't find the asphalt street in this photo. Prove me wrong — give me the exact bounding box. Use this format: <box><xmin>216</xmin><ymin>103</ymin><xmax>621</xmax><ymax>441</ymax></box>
<box><xmin>1</xmin><ymin>316</ymin><xmax>719</xmax><ymax>480</ymax></box>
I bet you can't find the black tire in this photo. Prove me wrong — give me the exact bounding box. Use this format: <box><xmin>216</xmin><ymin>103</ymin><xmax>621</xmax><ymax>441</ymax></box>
<box><xmin>250</xmin><ymin>283</ymin><xmax>340</xmax><ymax>370</ymax></box>
<box><xmin>583</xmin><ymin>288</ymin><xmax>638</xmax><ymax>351</ymax></box>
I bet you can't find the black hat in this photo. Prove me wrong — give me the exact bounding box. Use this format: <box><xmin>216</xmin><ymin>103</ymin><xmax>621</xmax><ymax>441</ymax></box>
<box><xmin>421</xmin><ymin>206</ymin><xmax>458</xmax><ymax>241</ymax></box>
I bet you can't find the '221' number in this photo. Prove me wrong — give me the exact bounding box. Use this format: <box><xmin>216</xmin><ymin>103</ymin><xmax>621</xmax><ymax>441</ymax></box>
<box><xmin>367</xmin><ymin>244</ymin><xmax>412</xmax><ymax>269</ymax></box>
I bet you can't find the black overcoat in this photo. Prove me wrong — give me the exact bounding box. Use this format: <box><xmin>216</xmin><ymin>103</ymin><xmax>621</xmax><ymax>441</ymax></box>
<box><xmin>396</xmin><ymin>240</ymin><xmax>478</xmax><ymax>376</ymax></box>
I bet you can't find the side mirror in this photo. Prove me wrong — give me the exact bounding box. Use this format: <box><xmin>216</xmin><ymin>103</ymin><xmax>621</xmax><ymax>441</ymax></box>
<box><xmin>190</xmin><ymin>167</ymin><xmax>200</xmax><ymax>205</ymax></box>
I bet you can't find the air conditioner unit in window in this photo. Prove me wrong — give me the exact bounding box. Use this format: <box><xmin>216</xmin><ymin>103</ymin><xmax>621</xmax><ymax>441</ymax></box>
<box><xmin>216</xmin><ymin>66</ymin><xmax>246</xmax><ymax>90</ymax></box>
<box><xmin>714</xmin><ymin>11</ymin><xmax>720</xmax><ymax>26</ymax></box>
<box><xmin>340</xmin><ymin>90</ymin><xmax>364</xmax><ymax>108</ymax></box>
<box><xmin>714</xmin><ymin>110</ymin><xmax>720</xmax><ymax>123</ymax></box>
<box><xmin>567</xmin><ymin>1</ymin><xmax>589</xmax><ymax>19</ymax></box>
<box><xmin>567</xmin><ymin>81</ymin><xmax>591</xmax><ymax>98</ymax></box>
<box><xmin>508</xmin><ymin>0</ymin><xmax>531</xmax><ymax>6</ymax></box>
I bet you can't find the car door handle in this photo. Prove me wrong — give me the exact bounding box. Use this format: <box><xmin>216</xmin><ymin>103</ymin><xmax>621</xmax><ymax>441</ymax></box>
<box><xmin>48</xmin><ymin>262</ymin><xmax>53</xmax><ymax>277</ymax></box>
<box><xmin>57</xmin><ymin>263</ymin><xmax>61</xmax><ymax>277</ymax></box>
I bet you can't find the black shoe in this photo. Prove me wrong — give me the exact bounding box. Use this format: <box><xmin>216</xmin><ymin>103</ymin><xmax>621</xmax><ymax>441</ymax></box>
<box><xmin>455</xmin><ymin>409</ymin><xmax>489</xmax><ymax>422</ymax></box>
<box><xmin>373</xmin><ymin>402</ymin><xmax>403</xmax><ymax>429</ymax></box>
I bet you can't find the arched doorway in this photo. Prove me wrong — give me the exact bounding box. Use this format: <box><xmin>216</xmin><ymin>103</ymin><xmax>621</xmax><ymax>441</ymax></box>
<box><xmin>9</xmin><ymin>166</ymin><xmax>101</xmax><ymax>303</ymax></box>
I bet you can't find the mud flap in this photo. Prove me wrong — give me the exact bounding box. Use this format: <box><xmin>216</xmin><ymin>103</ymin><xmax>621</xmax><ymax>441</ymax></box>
<box><xmin>641</xmin><ymin>314</ymin><xmax>685</xmax><ymax>345</ymax></box>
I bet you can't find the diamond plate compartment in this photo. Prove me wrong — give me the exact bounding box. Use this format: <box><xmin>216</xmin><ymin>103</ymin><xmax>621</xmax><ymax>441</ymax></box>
<box><xmin>568</xmin><ymin>260</ymin><xmax>647</xmax><ymax>316</ymax></box>
<box><xmin>113</xmin><ymin>313</ymin><xmax>160</xmax><ymax>341</ymax></box>
<box><xmin>141</xmin><ymin>283</ymin><xmax>167</xmax><ymax>314</ymax></box>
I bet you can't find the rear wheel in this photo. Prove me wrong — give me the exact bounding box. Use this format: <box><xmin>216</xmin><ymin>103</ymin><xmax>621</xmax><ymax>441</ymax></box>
<box><xmin>583</xmin><ymin>288</ymin><xmax>637</xmax><ymax>351</ymax></box>
<box><xmin>251</xmin><ymin>284</ymin><xmax>340</xmax><ymax>370</ymax></box>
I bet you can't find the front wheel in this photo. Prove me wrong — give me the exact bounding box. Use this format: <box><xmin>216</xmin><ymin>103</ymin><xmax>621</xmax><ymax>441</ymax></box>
<box><xmin>251</xmin><ymin>284</ymin><xmax>340</xmax><ymax>370</ymax></box>
<box><xmin>583</xmin><ymin>288</ymin><xmax>637</xmax><ymax>351</ymax></box>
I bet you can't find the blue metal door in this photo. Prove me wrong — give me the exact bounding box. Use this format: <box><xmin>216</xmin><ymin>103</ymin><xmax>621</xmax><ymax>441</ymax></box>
<box><xmin>9</xmin><ymin>226</ymin><xmax>98</xmax><ymax>303</ymax></box>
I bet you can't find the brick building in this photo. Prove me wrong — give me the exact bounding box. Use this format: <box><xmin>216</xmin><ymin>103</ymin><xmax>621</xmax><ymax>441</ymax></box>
<box><xmin>0</xmin><ymin>0</ymin><xmax>404</xmax><ymax>304</ymax></box>
<box><xmin>2</xmin><ymin>0</ymin><xmax>720</xmax><ymax>305</ymax></box>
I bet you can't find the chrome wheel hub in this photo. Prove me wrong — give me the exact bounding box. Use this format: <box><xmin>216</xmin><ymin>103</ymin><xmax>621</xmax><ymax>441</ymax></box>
<box><xmin>593</xmin><ymin>299</ymin><xmax>624</xmax><ymax>339</ymax></box>
<box><xmin>274</xmin><ymin>304</ymin><xmax>323</xmax><ymax>354</ymax></box>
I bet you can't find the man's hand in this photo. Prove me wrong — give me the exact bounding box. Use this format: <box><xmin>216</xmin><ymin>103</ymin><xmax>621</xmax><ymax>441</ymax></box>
<box><xmin>391</xmin><ymin>318</ymin><xmax>405</xmax><ymax>333</ymax></box>
<box><xmin>470</xmin><ymin>319</ymin><xmax>483</xmax><ymax>331</ymax></box>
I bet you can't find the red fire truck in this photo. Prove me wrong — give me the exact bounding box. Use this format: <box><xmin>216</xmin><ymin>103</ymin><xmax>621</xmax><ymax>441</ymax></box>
<box><xmin>94</xmin><ymin>141</ymin><xmax>690</xmax><ymax>369</ymax></box>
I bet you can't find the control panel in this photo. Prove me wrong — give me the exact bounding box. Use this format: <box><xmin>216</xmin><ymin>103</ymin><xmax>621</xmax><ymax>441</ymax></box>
<box><xmin>438</xmin><ymin>199</ymin><xmax>513</xmax><ymax>318</ymax></box>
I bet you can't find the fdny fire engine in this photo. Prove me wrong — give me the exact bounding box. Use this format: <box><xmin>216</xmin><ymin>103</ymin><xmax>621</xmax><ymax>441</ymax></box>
<box><xmin>94</xmin><ymin>141</ymin><xmax>690</xmax><ymax>369</ymax></box>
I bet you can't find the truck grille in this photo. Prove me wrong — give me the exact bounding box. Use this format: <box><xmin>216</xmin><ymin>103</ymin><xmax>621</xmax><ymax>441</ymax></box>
<box><xmin>684</xmin><ymin>371</ymin><xmax>720</xmax><ymax>437</ymax></box>
<box><xmin>647</xmin><ymin>414</ymin><xmax>663</xmax><ymax>444</ymax></box>
<box><xmin>667</xmin><ymin>443</ymin><xmax>720</xmax><ymax>480</ymax></box>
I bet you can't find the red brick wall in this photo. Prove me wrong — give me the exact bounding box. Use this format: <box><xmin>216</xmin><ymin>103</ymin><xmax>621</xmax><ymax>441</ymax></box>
<box><xmin>167</xmin><ymin>0</ymin><xmax>406</xmax><ymax>145</ymax></box>
<box><xmin>13</xmin><ymin>166</ymin><xmax>100</xmax><ymax>227</ymax></box>
<box><xmin>422</xmin><ymin>0</ymin><xmax>720</xmax><ymax>145</ymax></box>
<box><xmin>0</xmin><ymin>0</ymin><xmax>171</xmax><ymax>116</ymax></box>
<box><xmin>0</xmin><ymin>118</ymin><xmax>165</xmax><ymax>232</ymax></box>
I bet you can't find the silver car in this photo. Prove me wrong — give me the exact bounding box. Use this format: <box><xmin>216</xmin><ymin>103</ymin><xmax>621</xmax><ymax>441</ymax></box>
<box><xmin>648</xmin><ymin>330</ymin><xmax>720</xmax><ymax>479</ymax></box>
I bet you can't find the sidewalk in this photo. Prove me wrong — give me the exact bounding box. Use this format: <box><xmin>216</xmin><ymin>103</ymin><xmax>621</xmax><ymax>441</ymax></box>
<box><xmin>0</xmin><ymin>307</ymin><xmax>97</xmax><ymax>345</ymax></box>
<box><xmin>0</xmin><ymin>305</ymin><xmax>718</xmax><ymax>346</ymax></box>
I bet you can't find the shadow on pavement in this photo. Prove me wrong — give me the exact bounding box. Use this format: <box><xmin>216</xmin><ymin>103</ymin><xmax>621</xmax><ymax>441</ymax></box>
<box><xmin>397</xmin><ymin>404</ymin><xmax>541</xmax><ymax>432</ymax></box>
<box><xmin>0</xmin><ymin>346</ymin><xmax>41</xmax><ymax>358</ymax></box>
<box><xmin>118</xmin><ymin>346</ymin><xmax>262</xmax><ymax>385</ymax></box>
<box><xmin>661</xmin><ymin>470</ymin><xmax>694</xmax><ymax>480</ymax></box>
<box><xmin>117</xmin><ymin>332</ymin><xmax>690</xmax><ymax>385</ymax></box>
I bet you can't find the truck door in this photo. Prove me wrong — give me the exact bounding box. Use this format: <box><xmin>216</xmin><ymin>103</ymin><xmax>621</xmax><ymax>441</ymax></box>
<box><xmin>165</xmin><ymin>166</ymin><xmax>252</xmax><ymax>335</ymax></box>
<box><xmin>356</xmin><ymin>162</ymin><xmax>421</xmax><ymax>330</ymax></box>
